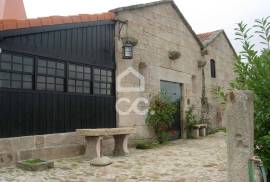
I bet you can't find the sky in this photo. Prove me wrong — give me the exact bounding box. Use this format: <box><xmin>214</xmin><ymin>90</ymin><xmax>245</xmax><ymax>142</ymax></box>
<box><xmin>23</xmin><ymin>0</ymin><xmax>270</xmax><ymax>52</ymax></box>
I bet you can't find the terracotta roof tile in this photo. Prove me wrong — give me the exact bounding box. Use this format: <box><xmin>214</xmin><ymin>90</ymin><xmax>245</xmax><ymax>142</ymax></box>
<box><xmin>197</xmin><ymin>32</ymin><xmax>214</xmax><ymax>42</ymax></box>
<box><xmin>197</xmin><ymin>30</ymin><xmax>223</xmax><ymax>46</ymax></box>
<box><xmin>0</xmin><ymin>12</ymin><xmax>115</xmax><ymax>31</ymax></box>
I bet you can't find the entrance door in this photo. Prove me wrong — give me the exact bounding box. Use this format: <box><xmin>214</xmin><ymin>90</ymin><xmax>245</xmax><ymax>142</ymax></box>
<box><xmin>160</xmin><ymin>80</ymin><xmax>181</xmax><ymax>139</ymax></box>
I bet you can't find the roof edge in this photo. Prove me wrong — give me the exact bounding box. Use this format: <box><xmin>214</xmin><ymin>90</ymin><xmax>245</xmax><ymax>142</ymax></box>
<box><xmin>200</xmin><ymin>29</ymin><xmax>237</xmax><ymax>56</ymax></box>
<box><xmin>110</xmin><ymin>0</ymin><xmax>204</xmax><ymax>49</ymax></box>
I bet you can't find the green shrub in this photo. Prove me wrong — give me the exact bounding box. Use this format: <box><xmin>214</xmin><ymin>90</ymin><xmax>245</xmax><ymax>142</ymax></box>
<box><xmin>185</xmin><ymin>107</ymin><xmax>200</xmax><ymax>138</ymax></box>
<box><xmin>136</xmin><ymin>141</ymin><xmax>159</xmax><ymax>150</ymax></box>
<box><xmin>146</xmin><ymin>92</ymin><xmax>177</xmax><ymax>143</ymax></box>
<box><xmin>232</xmin><ymin>17</ymin><xmax>270</xmax><ymax>172</ymax></box>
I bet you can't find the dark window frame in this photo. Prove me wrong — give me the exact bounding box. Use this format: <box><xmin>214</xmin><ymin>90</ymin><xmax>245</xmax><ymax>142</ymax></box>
<box><xmin>93</xmin><ymin>67</ymin><xmax>113</xmax><ymax>95</ymax></box>
<box><xmin>36</xmin><ymin>58</ymin><xmax>65</xmax><ymax>92</ymax></box>
<box><xmin>67</xmin><ymin>63</ymin><xmax>91</xmax><ymax>94</ymax></box>
<box><xmin>210</xmin><ymin>59</ymin><xmax>216</xmax><ymax>78</ymax></box>
<box><xmin>0</xmin><ymin>52</ymin><xmax>34</xmax><ymax>90</ymax></box>
<box><xmin>0</xmin><ymin>50</ymin><xmax>115</xmax><ymax>96</ymax></box>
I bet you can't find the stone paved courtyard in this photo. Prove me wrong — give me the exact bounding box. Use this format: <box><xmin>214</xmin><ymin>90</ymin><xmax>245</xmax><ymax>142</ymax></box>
<box><xmin>0</xmin><ymin>132</ymin><xmax>227</xmax><ymax>182</ymax></box>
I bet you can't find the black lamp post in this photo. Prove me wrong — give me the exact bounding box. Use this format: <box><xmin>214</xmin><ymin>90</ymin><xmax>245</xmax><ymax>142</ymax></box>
<box><xmin>122</xmin><ymin>41</ymin><xmax>133</xmax><ymax>59</ymax></box>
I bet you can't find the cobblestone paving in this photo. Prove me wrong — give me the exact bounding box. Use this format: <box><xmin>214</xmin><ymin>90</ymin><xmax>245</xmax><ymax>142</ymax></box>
<box><xmin>0</xmin><ymin>132</ymin><xmax>227</xmax><ymax>182</ymax></box>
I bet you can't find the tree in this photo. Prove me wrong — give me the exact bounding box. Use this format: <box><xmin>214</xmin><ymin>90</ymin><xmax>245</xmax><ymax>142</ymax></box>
<box><xmin>232</xmin><ymin>17</ymin><xmax>270</xmax><ymax>175</ymax></box>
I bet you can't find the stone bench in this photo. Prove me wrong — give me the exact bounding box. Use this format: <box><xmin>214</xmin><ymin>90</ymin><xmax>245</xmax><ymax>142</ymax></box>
<box><xmin>76</xmin><ymin>127</ymin><xmax>136</xmax><ymax>160</ymax></box>
<box><xmin>192</xmin><ymin>124</ymin><xmax>207</xmax><ymax>138</ymax></box>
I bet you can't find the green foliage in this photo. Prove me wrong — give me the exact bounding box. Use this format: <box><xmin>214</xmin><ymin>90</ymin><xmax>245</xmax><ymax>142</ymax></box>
<box><xmin>185</xmin><ymin>107</ymin><xmax>200</xmax><ymax>138</ymax></box>
<box><xmin>24</xmin><ymin>159</ymin><xmax>45</xmax><ymax>164</ymax></box>
<box><xmin>212</xmin><ymin>86</ymin><xmax>226</xmax><ymax>105</ymax></box>
<box><xmin>256</xmin><ymin>133</ymin><xmax>270</xmax><ymax>169</ymax></box>
<box><xmin>146</xmin><ymin>92</ymin><xmax>177</xmax><ymax>143</ymax></box>
<box><xmin>136</xmin><ymin>140</ymin><xmax>159</xmax><ymax>150</ymax></box>
<box><xmin>233</xmin><ymin>17</ymin><xmax>270</xmax><ymax>170</ymax></box>
<box><xmin>207</xmin><ymin>127</ymin><xmax>226</xmax><ymax>135</ymax></box>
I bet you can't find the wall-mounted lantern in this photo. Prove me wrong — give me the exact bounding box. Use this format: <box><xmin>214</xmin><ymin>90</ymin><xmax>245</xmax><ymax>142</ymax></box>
<box><xmin>122</xmin><ymin>41</ymin><xmax>133</xmax><ymax>59</ymax></box>
<box><xmin>0</xmin><ymin>48</ymin><xmax>2</xmax><ymax>54</ymax></box>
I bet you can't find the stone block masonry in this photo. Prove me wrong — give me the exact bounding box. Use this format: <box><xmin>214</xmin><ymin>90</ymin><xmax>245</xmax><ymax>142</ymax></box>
<box><xmin>225</xmin><ymin>90</ymin><xmax>254</xmax><ymax>182</ymax></box>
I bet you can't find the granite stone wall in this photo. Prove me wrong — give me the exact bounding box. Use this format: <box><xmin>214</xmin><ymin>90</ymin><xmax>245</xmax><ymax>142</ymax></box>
<box><xmin>115</xmin><ymin>3</ymin><xmax>203</xmax><ymax>139</ymax></box>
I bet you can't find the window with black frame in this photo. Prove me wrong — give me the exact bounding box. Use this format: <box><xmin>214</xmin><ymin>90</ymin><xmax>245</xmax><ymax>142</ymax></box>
<box><xmin>93</xmin><ymin>68</ymin><xmax>112</xmax><ymax>95</ymax></box>
<box><xmin>67</xmin><ymin>64</ymin><xmax>91</xmax><ymax>94</ymax></box>
<box><xmin>0</xmin><ymin>53</ymin><xmax>34</xmax><ymax>89</ymax></box>
<box><xmin>36</xmin><ymin>58</ymin><xmax>65</xmax><ymax>91</ymax></box>
<box><xmin>210</xmin><ymin>59</ymin><xmax>216</xmax><ymax>78</ymax></box>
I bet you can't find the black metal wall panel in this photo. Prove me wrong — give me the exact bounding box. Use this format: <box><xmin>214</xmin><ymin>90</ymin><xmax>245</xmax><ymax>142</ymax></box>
<box><xmin>0</xmin><ymin>21</ymin><xmax>115</xmax><ymax>69</ymax></box>
<box><xmin>0</xmin><ymin>21</ymin><xmax>116</xmax><ymax>138</ymax></box>
<box><xmin>0</xmin><ymin>89</ymin><xmax>116</xmax><ymax>138</ymax></box>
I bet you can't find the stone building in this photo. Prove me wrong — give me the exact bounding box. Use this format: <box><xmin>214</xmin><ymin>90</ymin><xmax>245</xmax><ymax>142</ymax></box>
<box><xmin>112</xmin><ymin>0</ymin><xmax>236</xmax><ymax>139</ymax></box>
<box><xmin>0</xmin><ymin>0</ymin><xmax>236</xmax><ymax>166</ymax></box>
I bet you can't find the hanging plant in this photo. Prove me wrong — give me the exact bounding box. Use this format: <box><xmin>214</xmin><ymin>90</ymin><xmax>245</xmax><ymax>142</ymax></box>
<box><xmin>168</xmin><ymin>51</ymin><xmax>181</xmax><ymax>60</ymax></box>
<box><xmin>121</xmin><ymin>37</ymin><xmax>138</xmax><ymax>46</ymax></box>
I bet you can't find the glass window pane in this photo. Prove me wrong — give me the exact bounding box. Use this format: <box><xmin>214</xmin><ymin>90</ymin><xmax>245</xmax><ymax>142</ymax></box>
<box><xmin>23</xmin><ymin>57</ymin><xmax>33</xmax><ymax>65</ymax></box>
<box><xmin>101</xmin><ymin>70</ymin><xmax>106</xmax><ymax>76</ymax></box>
<box><xmin>68</xmin><ymin>86</ymin><xmax>75</xmax><ymax>92</ymax></box>
<box><xmin>47</xmin><ymin>77</ymin><xmax>55</xmax><ymax>84</ymax></box>
<box><xmin>83</xmin><ymin>88</ymin><xmax>90</xmax><ymax>94</ymax></box>
<box><xmin>38</xmin><ymin>67</ymin><xmax>46</xmax><ymax>74</ymax></box>
<box><xmin>57</xmin><ymin>62</ymin><xmax>64</xmax><ymax>69</ymax></box>
<box><xmin>0</xmin><ymin>72</ymin><xmax>10</xmax><ymax>79</ymax></box>
<box><xmin>47</xmin><ymin>83</ymin><xmax>55</xmax><ymax>90</ymax></box>
<box><xmin>47</xmin><ymin>61</ymin><xmax>56</xmax><ymax>68</ymax></box>
<box><xmin>56</xmin><ymin>85</ymin><xmax>64</xmax><ymax>92</ymax></box>
<box><xmin>13</xmin><ymin>56</ymin><xmax>22</xmax><ymax>64</ymax></box>
<box><xmin>69</xmin><ymin>64</ymin><xmax>76</xmax><ymax>71</ymax></box>
<box><xmin>23</xmin><ymin>75</ymin><xmax>32</xmax><ymax>82</ymax></box>
<box><xmin>56</xmin><ymin>69</ymin><xmax>64</xmax><ymax>77</ymax></box>
<box><xmin>1</xmin><ymin>53</ymin><xmax>11</xmax><ymax>62</ymax></box>
<box><xmin>76</xmin><ymin>87</ymin><xmax>83</xmax><ymax>93</ymax></box>
<box><xmin>1</xmin><ymin>62</ymin><xmax>11</xmax><ymax>70</ymax></box>
<box><xmin>38</xmin><ymin>59</ymin><xmax>46</xmax><ymax>67</ymax></box>
<box><xmin>77</xmin><ymin>66</ymin><xmax>83</xmax><ymax>72</ymax></box>
<box><xmin>48</xmin><ymin>68</ymin><xmax>55</xmax><ymax>75</ymax></box>
<box><xmin>56</xmin><ymin>78</ymin><xmax>63</xmax><ymax>84</ymax></box>
<box><xmin>37</xmin><ymin>76</ymin><xmax>46</xmax><ymax>83</ymax></box>
<box><xmin>23</xmin><ymin>65</ymin><xmax>33</xmax><ymax>73</ymax></box>
<box><xmin>107</xmin><ymin>71</ymin><xmax>112</xmax><ymax>76</ymax></box>
<box><xmin>23</xmin><ymin>82</ymin><xmax>32</xmax><ymax>89</ymax></box>
<box><xmin>94</xmin><ymin>88</ymin><xmax>99</xmax><ymax>94</ymax></box>
<box><xmin>68</xmin><ymin>79</ymin><xmax>75</xmax><ymax>86</ymax></box>
<box><xmin>84</xmin><ymin>67</ymin><xmax>91</xmax><ymax>73</ymax></box>
<box><xmin>13</xmin><ymin>64</ymin><xmax>22</xmax><ymax>72</ymax></box>
<box><xmin>76</xmin><ymin>80</ymin><xmax>83</xmax><ymax>86</ymax></box>
<box><xmin>93</xmin><ymin>82</ymin><xmax>100</xmax><ymax>88</ymax></box>
<box><xmin>77</xmin><ymin>72</ymin><xmax>83</xmax><ymax>79</ymax></box>
<box><xmin>37</xmin><ymin>83</ymin><xmax>45</xmax><ymax>90</ymax></box>
<box><xmin>107</xmin><ymin>84</ymin><xmax>111</xmax><ymax>89</ymax></box>
<box><xmin>94</xmin><ymin>68</ymin><xmax>100</xmax><ymax>74</ymax></box>
<box><xmin>84</xmin><ymin>73</ymin><xmax>91</xmax><ymax>80</ymax></box>
<box><xmin>101</xmin><ymin>89</ymin><xmax>106</xmax><ymax>95</ymax></box>
<box><xmin>94</xmin><ymin>75</ymin><xmax>100</xmax><ymax>81</ymax></box>
<box><xmin>11</xmin><ymin>81</ymin><xmax>21</xmax><ymax>88</ymax></box>
<box><xmin>101</xmin><ymin>83</ymin><xmax>106</xmax><ymax>89</ymax></box>
<box><xmin>0</xmin><ymin>80</ymin><xmax>10</xmax><ymax>88</ymax></box>
<box><xmin>101</xmin><ymin>76</ymin><xmax>106</xmax><ymax>82</ymax></box>
<box><xmin>83</xmin><ymin>81</ymin><xmax>90</xmax><ymax>87</ymax></box>
<box><xmin>12</xmin><ymin>73</ymin><xmax>21</xmax><ymax>81</ymax></box>
<box><xmin>107</xmin><ymin>77</ymin><xmax>112</xmax><ymax>83</ymax></box>
<box><xmin>69</xmin><ymin>71</ymin><xmax>76</xmax><ymax>78</ymax></box>
<box><xmin>107</xmin><ymin>89</ymin><xmax>111</xmax><ymax>95</ymax></box>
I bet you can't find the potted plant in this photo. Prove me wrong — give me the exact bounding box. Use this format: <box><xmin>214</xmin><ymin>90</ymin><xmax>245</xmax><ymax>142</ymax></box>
<box><xmin>146</xmin><ymin>92</ymin><xmax>177</xmax><ymax>144</ymax></box>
